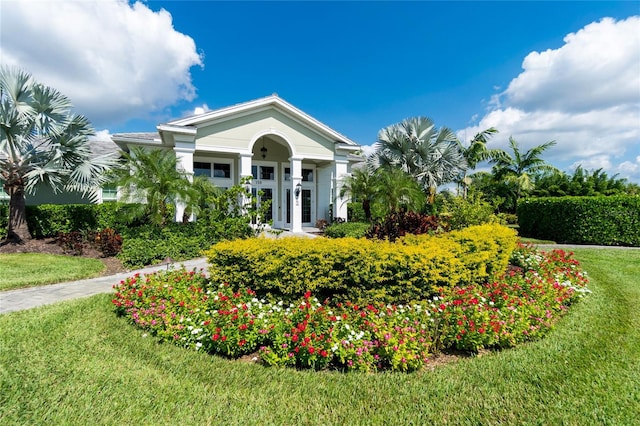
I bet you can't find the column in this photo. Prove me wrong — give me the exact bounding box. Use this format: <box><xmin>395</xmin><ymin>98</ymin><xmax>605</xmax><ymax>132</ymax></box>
<box><xmin>174</xmin><ymin>141</ymin><xmax>195</xmax><ymax>222</ymax></box>
<box><xmin>239</xmin><ymin>152</ymin><xmax>253</xmax><ymax>215</ymax></box>
<box><xmin>290</xmin><ymin>156</ymin><xmax>303</xmax><ymax>232</ymax></box>
<box><xmin>333</xmin><ymin>159</ymin><xmax>349</xmax><ymax>221</ymax></box>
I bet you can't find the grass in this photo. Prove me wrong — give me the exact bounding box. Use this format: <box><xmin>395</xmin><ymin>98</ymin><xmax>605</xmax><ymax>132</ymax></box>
<box><xmin>0</xmin><ymin>253</ymin><xmax>105</xmax><ymax>291</ymax></box>
<box><xmin>0</xmin><ymin>248</ymin><xmax>638</xmax><ymax>424</ymax></box>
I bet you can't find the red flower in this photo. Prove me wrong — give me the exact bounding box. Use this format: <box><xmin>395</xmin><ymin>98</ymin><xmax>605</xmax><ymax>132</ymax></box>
<box><xmin>238</xmin><ymin>339</ymin><xmax>247</xmax><ymax>346</ymax></box>
<box><xmin>308</xmin><ymin>347</ymin><xmax>315</xmax><ymax>354</ymax></box>
<box><xmin>221</xmin><ymin>336</ymin><xmax>227</xmax><ymax>342</ymax></box>
<box><xmin>212</xmin><ymin>334</ymin><xmax>220</xmax><ymax>341</ymax></box>
<box><xmin>304</xmin><ymin>291</ymin><xmax>311</xmax><ymax>299</ymax></box>
<box><xmin>291</xmin><ymin>335</ymin><xmax>299</xmax><ymax>342</ymax></box>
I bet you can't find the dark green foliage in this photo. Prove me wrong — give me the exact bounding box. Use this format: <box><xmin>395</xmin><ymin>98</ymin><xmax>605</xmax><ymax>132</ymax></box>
<box><xmin>117</xmin><ymin>217</ymin><xmax>253</xmax><ymax>268</ymax></box>
<box><xmin>517</xmin><ymin>196</ymin><xmax>640</xmax><ymax>246</ymax></box>
<box><xmin>11</xmin><ymin>203</ymin><xmax>144</xmax><ymax>239</ymax></box>
<box><xmin>323</xmin><ymin>221</ymin><xmax>370</xmax><ymax>238</ymax></box>
<box><xmin>532</xmin><ymin>166</ymin><xmax>637</xmax><ymax>197</ymax></box>
<box><xmin>347</xmin><ymin>202</ymin><xmax>367</xmax><ymax>222</ymax></box>
<box><xmin>0</xmin><ymin>204</ymin><xmax>7</xmax><ymax>238</ymax></box>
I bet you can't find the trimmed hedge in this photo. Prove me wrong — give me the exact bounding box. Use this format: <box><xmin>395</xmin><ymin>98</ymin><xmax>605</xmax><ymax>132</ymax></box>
<box><xmin>517</xmin><ymin>196</ymin><xmax>640</xmax><ymax>246</ymax></box>
<box><xmin>118</xmin><ymin>217</ymin><xmax>254</xmax><ymax>268</ymax></box>
<box><xmin>323</xmin><ymin>221</ymin><xmax>370</xmax><ymax>238</ymax></box>
<box><xmin>205</xmin><ymin>224</ymin><xmax>517</xmax><ymax>304</ymax></box>
<box><xmin>0</xmin><ymin>203</ymin><xmax>139</xmax><ymax>239</ymax></box>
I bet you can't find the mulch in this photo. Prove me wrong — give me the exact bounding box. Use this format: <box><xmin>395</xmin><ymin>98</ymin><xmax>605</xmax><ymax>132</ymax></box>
<box><xmin>0</xmin><ymin>237</ymin><xmax>128</xmax><ymax>276</ymax></box>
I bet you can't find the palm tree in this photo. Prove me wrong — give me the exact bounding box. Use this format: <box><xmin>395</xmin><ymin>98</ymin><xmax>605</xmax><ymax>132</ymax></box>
<box><xmin>491</xmin><ymin>137</ymin><xmax>558</xmax><ymax>201</ymax></box>
<box><xmin>371</xmin><ymin>167</ymin><xmax>426</xmax><ymax>217</ymax></box>
<box><xmin>372</xmin><ymin>117</ymin><xmax>467</xmax><ymax>203</ymax></box>
<box><xmin>458</xmin><ymin>127</ymin><xmax>501</xmax><ymax>197</ymax></box>
<box><xmin>112</xmin><ymin>146</ymin><xmax>194</xmax><ymax>227</ymax></box>
<box><xmin>339</xmin><ymin>166</ymin><xmax>377</xmax><ymax>221</ymax></box>
<box><xmin>0</xmin><ymin>67</ymin><xmax>116</xmax><ymax>242</ymax></box>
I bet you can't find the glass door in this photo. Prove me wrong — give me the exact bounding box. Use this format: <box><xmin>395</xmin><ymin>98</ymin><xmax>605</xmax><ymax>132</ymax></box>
<box><xmin>251</xmin><ymin>162</ymin><xmax>277</xmax><ymax>226</ymax></box>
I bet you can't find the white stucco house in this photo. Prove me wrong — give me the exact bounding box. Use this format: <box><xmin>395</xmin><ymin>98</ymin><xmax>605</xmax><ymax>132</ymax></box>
<box><xmin>111</xmin><ymin>95</ymin><xmax>362</xmax><ymax>231</ymax></box>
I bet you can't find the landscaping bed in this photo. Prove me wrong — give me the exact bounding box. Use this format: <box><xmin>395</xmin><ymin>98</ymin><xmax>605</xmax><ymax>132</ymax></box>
<box><xmin>112</xmin><ymin>242</ymin><xmax>590</xmax><ymax>372</ymax></box>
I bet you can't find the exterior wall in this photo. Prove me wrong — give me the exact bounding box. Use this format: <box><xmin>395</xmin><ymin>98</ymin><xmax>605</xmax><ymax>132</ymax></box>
<box><xmin>196</xmin><ymin>109</ymin><xmax>335</xmax><ymax>159</ymax></box>
<box><xmin>316</xmin><ymin>164</ymin><xmax>333</xmax><ymax>221</ymax></box>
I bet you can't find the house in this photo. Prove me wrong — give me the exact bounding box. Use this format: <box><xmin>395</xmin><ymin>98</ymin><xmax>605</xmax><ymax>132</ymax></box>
<box><xmin>111</xmin><ymin>95</ymin><xmax>362</xmax><ymax>231</ymax></box>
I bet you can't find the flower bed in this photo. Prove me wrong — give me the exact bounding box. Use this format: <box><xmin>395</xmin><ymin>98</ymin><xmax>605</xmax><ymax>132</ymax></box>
<box><xmin>112</xmin><ymin>243</ymin><xmax>589</xmax><ymax>372</ymax></box>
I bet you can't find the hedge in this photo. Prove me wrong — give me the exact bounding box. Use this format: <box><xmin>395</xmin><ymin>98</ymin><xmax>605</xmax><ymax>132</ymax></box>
<box><xmin>517</xmin><ymin>195</ymin><xmax>640</xmax><ymax>246</ymax></box>
<box><xmin>0</xmin><ymin>203</ymin><xmax>139</xmax><ymax>239</ymax></box>
<box><xmin>323</xmin><ymin>221</ymin><xmax>370</xmax><ymax>238</ymax></box>
<box><xmin>205</xmin><ymin>224</ymin><xmax>517</xmax><ymax>304</ymax></box>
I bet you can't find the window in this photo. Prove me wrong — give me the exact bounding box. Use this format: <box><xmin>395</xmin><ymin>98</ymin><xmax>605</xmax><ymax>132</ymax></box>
<box><xmin>102</xmin><ymin>185</ymin><xmax>118</xmax><ymax>202</ymax></box>
<box><xmin>284</xmin><ymin>167</ymin><xmax>291</xmax><ymax>181</ymax></box>
<box><xmin>213</xmin><ymin>163</ymin><xmax>231</xmax><ymax>178</ymax></box>
<box><xmin>194</xmin><ymin>162</ymin><xmax>212</xmax><ymax>177</ymax></box>
<box><xmin>302</xmin><ymin>168</ymin><xmax>314</xmax><ymax>182</ymax></box>
<box><xmin>260</xmin><ymin>166</ymin><xmax>275</xmax><ymax>180</ymax></box>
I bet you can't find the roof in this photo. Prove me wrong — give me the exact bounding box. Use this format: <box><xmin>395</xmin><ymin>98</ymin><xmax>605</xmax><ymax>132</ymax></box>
<box><xmin>162</xmin><ymin>95</ymin><xmax>360</xmax><ymax>147</ymax></box>
<box><xmin>90</xmin><ymin>138</ymin><xmax>121</xmax><ymax>157</ymax></box>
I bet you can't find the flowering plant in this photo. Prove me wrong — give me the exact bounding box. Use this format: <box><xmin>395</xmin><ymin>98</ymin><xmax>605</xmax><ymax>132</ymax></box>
<box><xmin>112</xmin><ymin>243</ymin><xmax>589</xmax><ymax>372</ymax></box>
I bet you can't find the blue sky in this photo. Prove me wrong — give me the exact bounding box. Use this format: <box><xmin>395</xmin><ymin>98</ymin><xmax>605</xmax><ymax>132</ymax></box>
<box><xmin>2</xmin><ymin>1</ymin><xmax>639</xmax><ymax>182</ymax></box>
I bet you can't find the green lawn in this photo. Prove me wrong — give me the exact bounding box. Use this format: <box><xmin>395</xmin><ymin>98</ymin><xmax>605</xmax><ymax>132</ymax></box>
<box><xmin>0</xmin><ymin>253</ymin><xmax>106</xmax><ymax>291</ymax></box>
<box><xmin>0</xmin><ymin>248</ymin><xmax>638</xmax><ymax>424</ymax></box>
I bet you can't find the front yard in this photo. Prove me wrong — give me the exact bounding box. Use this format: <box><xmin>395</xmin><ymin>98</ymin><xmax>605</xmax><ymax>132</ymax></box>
<box><xmin>0</xmin><ymin>248</ymin><xmax>637</xmax><ymax>424</ymax></box>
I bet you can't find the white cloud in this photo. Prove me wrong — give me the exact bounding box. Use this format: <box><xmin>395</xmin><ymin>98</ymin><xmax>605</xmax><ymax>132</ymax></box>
<box><xmin>0</xmin><ymin>0</ymin><xmax>203</xmax><ymax>127</ymax></box>
<box><xmin>616</xmin><ymin>156</ymin><xmax>640</xmax><ymax>182</ymax></box>
<box><xmin>193</xmin><ymin>104</ymin><xmax>210</xmax><ymax>115</ymax></box>
<box><xmin>460</xmin><ymin>16</ymin><xmax>640</xmax><ymax>183</ymax></box>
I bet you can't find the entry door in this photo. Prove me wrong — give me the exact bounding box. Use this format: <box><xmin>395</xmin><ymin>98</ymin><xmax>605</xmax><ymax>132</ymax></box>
<box><xmin>252</xmin><ymin>163</ymin><xmax>277</xmax><ymax>225</ymax></box>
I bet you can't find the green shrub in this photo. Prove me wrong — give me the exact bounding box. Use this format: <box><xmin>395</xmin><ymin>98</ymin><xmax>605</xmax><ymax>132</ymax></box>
<box><xmin>118</xmin><ymin>218</ymin><xmax>253</xmax><ymax>268</ymax></box>
<box><xmin>205</xmin><ymin>224</ymin><xmax>517</xmax><ymax>305</ymax></box>
<box><xmin>347</xmin><ymin>202</ymin><xmax>367</xmax><ymax>222</ymax></box>
<box><xmin>323</xmin><ymin>221</ymin><xmax>370</xmax><ymax>238</ymax></box>
<box><xmin>0</xmin><ymin>204</ymin><xmax>7</xmax><ymax>238</ymax></box>
<box><xmin>440</xmin><ymin>194</ymin><xmax>497</xmax><ymax>230</ymax></box>
<box><xmin>517</xmin><ymin>196</ymin><xmax>640</xmax><ymax>246</ymax></box>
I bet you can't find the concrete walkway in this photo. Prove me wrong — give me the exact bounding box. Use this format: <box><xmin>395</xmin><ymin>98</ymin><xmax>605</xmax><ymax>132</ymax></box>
<box><xmin>0</xmin><ymin>258</ymin><xmax>209</xmax><ymax>315</ymax></box>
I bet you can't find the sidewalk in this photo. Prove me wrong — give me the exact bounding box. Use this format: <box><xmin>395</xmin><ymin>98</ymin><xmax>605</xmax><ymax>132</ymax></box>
<box><xmin>0</xmin><ymin>257</ymin><xmax>209</xmax><ymax>315</ymax></box>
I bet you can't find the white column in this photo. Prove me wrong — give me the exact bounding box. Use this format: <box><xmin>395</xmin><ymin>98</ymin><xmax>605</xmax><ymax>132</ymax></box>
<box><xmin>290</xmin><ymin>155</ymin><xmax>303</xmax><ymax>232</ymax></box>
<box><xmin>333</xmin><ymin>159</ymin><xmax>349</xmax><ymax>221</ymax></box>
<box><xmin>239</xmin><ymin>152</ymin><xmax>253</xmax><ymax>215</ymax></box>
<box><xmin>174</xmin><ymin>141</ymin><xmax>195</xmax><ymax>222</ymax></box>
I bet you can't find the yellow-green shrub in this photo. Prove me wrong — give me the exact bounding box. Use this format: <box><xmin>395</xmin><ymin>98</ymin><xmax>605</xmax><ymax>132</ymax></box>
<box><xmin>205</xmin><ymin>224</ymin><xmax>517</xmax><ymax>304</ymax></box>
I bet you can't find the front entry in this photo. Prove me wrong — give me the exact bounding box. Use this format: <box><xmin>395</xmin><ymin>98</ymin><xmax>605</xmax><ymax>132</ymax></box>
<box><xmin>251</xmin><ymin>162</ymin><xmax>277</xmax><ymax>226</ymax></box>
<box><xmin>282</xmin><ymin>165</ymin><xmax>315</xmax><ymax>229</ymax></box>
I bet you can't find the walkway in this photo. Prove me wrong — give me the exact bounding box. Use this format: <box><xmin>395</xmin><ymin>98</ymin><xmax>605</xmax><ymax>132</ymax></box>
<box><xmin>0</xmin><ymin>258</ymin><xmax>209</xmax><ymax>315</ymax></box>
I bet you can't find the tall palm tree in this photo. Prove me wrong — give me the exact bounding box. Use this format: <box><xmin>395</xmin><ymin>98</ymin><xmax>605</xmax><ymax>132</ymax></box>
<box><xmin>372</xmin><ymin>117</ymin><xmax>467</xmax><ymax>203</ymax></box>
<box><xmin>0</xmin><ymin>67</ymin><xmax>116</xmax><ymax>242</ymax></box>
<box><xmin>112</xmin><ymin>146</ymin><xmax>194</xmax><ymax>227</ymax></box>
<box><xmin>458</xmin><ymin>127</ymin><xmax>501</xmax><ymax>197</ymax></box>
<box><xmin>491</xmin><ymin>137</ymin><xmax>558</xmax><ymax>201</ymax></box>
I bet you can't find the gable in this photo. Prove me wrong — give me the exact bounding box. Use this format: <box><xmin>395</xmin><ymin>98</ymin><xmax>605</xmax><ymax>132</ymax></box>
<box><xmin>195</xmin><ymin>107</ymin><xmax>337</xmax><ymax>158</ymax></box>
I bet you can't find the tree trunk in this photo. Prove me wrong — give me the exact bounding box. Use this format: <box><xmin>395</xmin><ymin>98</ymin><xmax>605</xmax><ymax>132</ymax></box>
<box><xmin>363</xmin><ymin>199</ymin><xmax>371</xmax><ymax>222</ymax></box>
<box><xmin>6</xmin><ymin>184</ymin><xmax>31</xmax><ymax>242</ymax></box>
